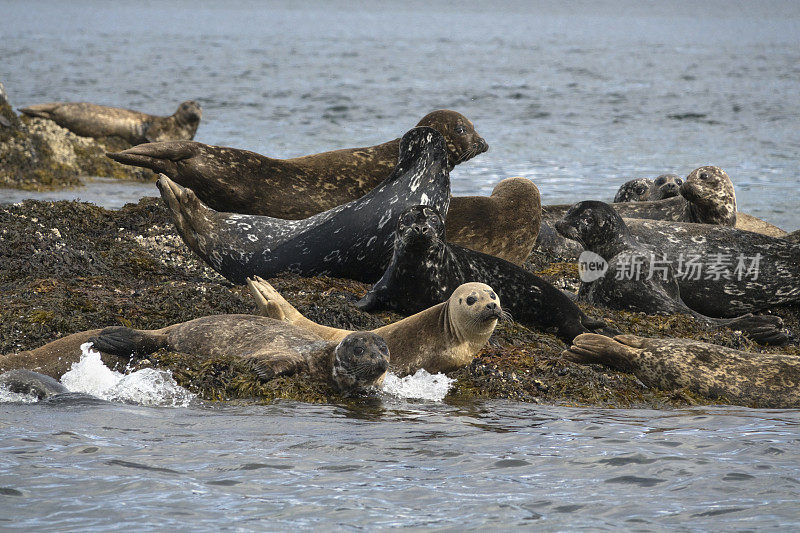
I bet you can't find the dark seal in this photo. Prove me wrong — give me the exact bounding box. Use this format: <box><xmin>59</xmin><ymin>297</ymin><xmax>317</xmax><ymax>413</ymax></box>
<box><xmin>19</xmin><ymin>100</ymin><xmax>201</xmax><ymax>145</ymax></box>
<box><xmin>446</xmin><ymin>177</ymin><xmax>541</xmax><ymax>265</ymax></box>
<box><xmin>613</xmin><ymin>178</ymin><xmax>653</xmax><ymax>203</ymax></box>
<box><xmin>564</xmin><ymin>334</ymin><xmax>800</xmax><ymax>408</ymax></box>
<box><xmin>107</xmin><ymin>109</ymin><xmax>487</xmax><ymax>219</ymax></box>
<box><xmin>356</xmin><ymin>205</ymin><xmax>612</xmax><ymax>343</ymax></box>
<box><xmin>555</xmin><ymin>201</ymin><xmax>800</xmax><ymax>318</ymax></box>
<box><xmin>0</xmin><ymin>369</ymin><xmax>69</xmax><ymax>399</ymax></box>
<box><xmin>649</xmin><ymin>174</ymin><xmax>684</xmax><ymax>200</ymax></box>
<box><xmin>556</xmin><ymin>202</ymin><xmax>788</xmax><ymax>345</ymax></box>
<box><xmin>157</xmin><ymin>127</ymin><xmax>451</xmax><ymax>284</ymax></box>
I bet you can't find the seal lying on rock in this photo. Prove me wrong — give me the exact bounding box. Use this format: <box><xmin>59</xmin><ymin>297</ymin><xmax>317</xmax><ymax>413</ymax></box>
<box><xmin>158</xmin><ymin>127</ymin><xmax>451</xmax><ymax>284</ymax></box>
<box><xmin>353</xmin><ymin>205</ymin><xmax>611</xmax><ymax>342</ymax></box>
<box><xmin>248</xmin><ymin>280</ymin><xmax>501</xmax><ymax>376</ymax></box>
<box><xmin>0</xmin><ymin>317</ymin><xmax>389</xmax><ymax>396</ymax></box>
<box><xmin>19</xmin><ymin>100</ymin><xmax>202</xmax><ymax>145</ymax></box>
<box><xmin>445</xmin><ymin>177</ymin><xmax>541</xmax><ymax>265</ymax></box>
<box><xmin>107</xmin><ymin>110</ymin><xmax>487</xmax><ymax>219</ymax></box>
<box><xmin>0</xmin><ymin>369</ymin><xmax>70</xmax><ymax>399</ymax></box>
<box><xmin>90</xmin><ymin>316</ymin><xmax>389</xmax><ymax>396</ymax></box>
<box><xmin>556</xmin><ymin>201</ymin><xmax>800</xmax><ymax>318</ymax></box>
<box><xmin>563</xmin><ymin>334</ymin><xmax>800</xmax><ymax>408</ymax></box>
<box><xmin>555</xmin><ymin>203</ymin><xmax>788</xmax><ymax>345</ymax></box>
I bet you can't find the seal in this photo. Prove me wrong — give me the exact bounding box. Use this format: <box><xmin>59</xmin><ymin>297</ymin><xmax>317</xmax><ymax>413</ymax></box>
<box><xmin>785</xmin><ymin>229</ymin><xmax>800</xmax><ymax>244</ymax></box>
<box><xmin>445</xmin><ymin>177</ymin><xmax>541</xmax><ymax>265</ymax></box>
<box><xmin>248</xmin><ymin>279</ymin><xmax>502</xmax><ymax>376</ymax></box>
<box><xmin>353</xmin><ymin>205</ymin><xmax>611</xmax><ymax>343</ymax></box>
<box><xmin>555</xmin><ymin>201</ymin><xmax>800</xmax><ymax>317</ymax></box>
<box><xmin>0</xmin><ymin>369</ymin><xmax>69</xmax><ymax>400</ymax></box>
<box><xmin>158</xmin><ymin>127</ymin><xmax>451</xmax><ymax>284</ymax></box>
<box><xmin>89</xmin><ymin>315</ymin><xmax>389</xmax><ymax>396</ymax></box>
<box><xmin>19</xmin><ymin>100</ymin><xmax>202</xmax><ymax>145</ymax></box>
<box><xmin>563</xmin><ymin>334</ymin><xmax>800</xmax><ymax>408</ymax></box>
<box><xmin>613</xmin><ymin>178</ymin><xmax>653</xmax><ymax>203</ymax></box>
<box><xmin>107</xmin><ymin>109</ymin><xmax>487</xmax><ymax>219</ymax></box>
<box><xmin>649</xmin><ymin>174</ymin><xmax>684</xmax><ymax>200</ymax></box>
<box><xmin>556</xmin><ymin>205</ymin><xmax>788</xmax><ymax>344</ymax></box>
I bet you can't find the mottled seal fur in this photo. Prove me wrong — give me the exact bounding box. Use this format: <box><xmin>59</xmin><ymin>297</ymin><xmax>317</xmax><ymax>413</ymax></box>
<box><xmin>649</xmin><ymin>174</ymin><xmax>684</xmax><ymax>200</ymax></box>
<box><xmin>107</xmin><ymin>110</ymin><xmax>487</xmax><ymax>219</ymax></box>
<box><xmin>355</xmin><ymin>205</ymin><xmax>611</xmax><ymax>342</ymax></box>
<box><xmin>445</xmin><ymin>177</ymin><xmax>541</xmax><ymax>265</ymax></box>
<box><xmin>556</xmin><ymin>201</ymin><xmax>800</xmax><ymax>318</ymax></box>
<box><xmin>0</xmin><ymin>369</ymin><xmax>69</xmax><ymax>399</ymax></box>
<box><xmin>89</xmin><ymin>315</ymin><xmax>389</xmax><ymax>395</ymax></box>
<box><xmin>564</xmin><ymin>334</ymin><xmax>800</xmax><ymax>408</ymax></box>
<box><xmin>556</xmin><ymin>203</ymin><xmax>788</xmax><ymax>345</ymax></box>
<box><xmin>249</xmin><ymin>280</ymin><xmax>501</xmax><ymax>376</ymax></box>
<box><xmin>158</xmin><ymin>127</ymin><xmax>451</xmax><ymax>284</ymax></box>
<box><xmin>19</xmin><ymin>100</ymin><xmax>201</xmax><ymax>145</ymax></box>
<box><xmin>614</xmin><ymin>178</ymin><xmax>654</xmax><ymax>203</ymax></box>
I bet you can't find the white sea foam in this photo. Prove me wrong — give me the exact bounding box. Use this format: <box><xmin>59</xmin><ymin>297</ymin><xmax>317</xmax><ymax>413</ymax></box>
<box><xmin>58</xmin><ymin>343</ymin><xmax>196</xmax><ymax>407</ymax></box>
<box><xmin>381</xmin><ymin>369</ymin><xmax>455</xmax><ymax>402</ymax></box>
<box><xmin>0</xmin><ymin>388</ymin><xmax>40</xmax><ymax>404</ymax></box>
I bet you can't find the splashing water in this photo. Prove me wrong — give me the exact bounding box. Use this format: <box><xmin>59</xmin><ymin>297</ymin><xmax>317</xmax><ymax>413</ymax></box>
<box><xmin>381</xmin><ymin>369</ymin><xmax>455</xmax><ymax>402</ymax></box>
<box><xmin>58</xmin><ymin>343</ymin><xmax>196</xmax><ymax>407</ymax></box>
<box><xmin>0</xmin><ymin>388</ymin><xmax>40</xmax><ymax>404</ymax></box>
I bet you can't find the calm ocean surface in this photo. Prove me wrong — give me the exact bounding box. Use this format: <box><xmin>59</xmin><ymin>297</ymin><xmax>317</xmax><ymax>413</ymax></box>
<box><xmin>2</xmin><ymin>1</ymin><xmax>800</xmax><ymax>530</ymax></box>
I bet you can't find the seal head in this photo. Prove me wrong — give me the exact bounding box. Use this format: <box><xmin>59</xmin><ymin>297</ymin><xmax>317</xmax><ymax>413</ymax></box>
<box><xmin>614</xmin><ymin>178</ymin><xmax>653</xmax><ymax>203</ymax></box>
<box><xmin>416</xmin><ymin>110</ymin><xmax>488</xmax><ymax>170</ymax></box>
<box><xmin>650</xmin><ymin>174</ymin><xmax>683</xmax><ymax>200</ymax></box>
<box><xmin>679</xmin><ymin>166</ymin><xmax>736</xmax><ymax>225</ymax></box>
<box><xmin>331</xmin><ymin>332</ymin><xmax>390</xmax><ymax>395</ymax></box>
<box><xmin>555</xmin><ymin>200</ymin><xmax>632</xmax><ymax>259</ymax></box>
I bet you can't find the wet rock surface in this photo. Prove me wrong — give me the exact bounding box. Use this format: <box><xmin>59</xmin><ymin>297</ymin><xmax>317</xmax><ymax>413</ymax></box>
<box><xmin>1</xmin><ymin>196</ymin><xmax>798</xmax><ymax>407</ymax></box>
<box><xmin>0</xmin><ymin>83</ymin><xmax>155</xmax><ymax>190</ymax></box>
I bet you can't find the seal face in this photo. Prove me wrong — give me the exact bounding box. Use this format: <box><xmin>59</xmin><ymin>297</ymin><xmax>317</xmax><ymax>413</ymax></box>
<box><xmin>555</xmin><ymin>200</ymin><xmax>800</xmax><ymax>318</ymax></box>
<box><xmin>158</xmin><ymin>127</ymin><xmax>452</xmax><ymax>284</ymax></box>
<box><xmin>564</xmin><ymin>334</ymin><xmax>800</xmax><ymax>408</ymax></box>
<box><xmin>356</xmin><ymin>205</ymin><xmax>610</xmax><ymax>343</ymax></box>
<box><xmin>613</xmin><ymin>178</ymin><xmax>653</xmax><ymax>203</ymax></box>
<box><xmin>107</xmin><ymin>110</ymin><xmax>486</xmax><ymax>218</ymax></box>
<box><xmin>557</xmin><ymin>202</ymin><xmax>788</xmax><ymax>345</ymax></box>
<box><xmin>331</xmin><ymin>332</ymin><xmax>390</xmax><ymax>394</ymax></box>
<box><xmin>446</xmin><ymin>177</ymin><xmax>541</xmax><ymax>265</ymax></box>
<box><xmin>650</xmin><ymin>174</ymin><xmax>683</xmax><ymax>200</ymax></box>
<box><xmin>248</xmin><ymin>278</ymin><xmax>502</xmax><ymax>376</ymax></box>
<box><xmin>19</xmin><ymin>100</ymin><xmax>201</xmax><ymax>145</ymax></box>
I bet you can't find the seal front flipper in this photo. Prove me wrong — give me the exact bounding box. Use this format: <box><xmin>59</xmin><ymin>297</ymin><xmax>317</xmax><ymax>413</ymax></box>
<box><xmin>107</xmin><ymin>141</ymin><xmax>199</xmax><ymax>177</ymax></box>
<box><xmin>245</xmin><ymin>353</ymin><xmax>306</xmax><ymax>381</ymax></box>
<box><xmin>89</xmin><ymin>326</ymin><xmax>168</xmax><ymax>357</ymax></box>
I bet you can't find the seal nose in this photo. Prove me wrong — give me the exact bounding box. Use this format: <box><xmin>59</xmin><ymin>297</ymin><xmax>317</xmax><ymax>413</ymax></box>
<box><xmin>486</xmin><ymin>302</ymin><xmax>497</xmax><ymax>310</ymax></box>
<box><xmin>477</xmin><ymin>137</ymin><xmax>489</xmax><ymax>153</ymax></box>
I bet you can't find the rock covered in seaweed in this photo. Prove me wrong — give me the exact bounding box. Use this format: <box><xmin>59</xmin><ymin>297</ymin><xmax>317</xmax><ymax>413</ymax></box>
<box><xmin>0</xmin><ymin>82</ymin><xmax>155</xmax><ymax>190</ymax></box>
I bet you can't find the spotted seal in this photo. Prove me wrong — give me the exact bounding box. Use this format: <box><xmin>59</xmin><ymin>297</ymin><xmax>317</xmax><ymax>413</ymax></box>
<box><xmin>555</xmin><ymin>203</ymin><xmax>788</xmax><ymax>344</ymax></box>
<box><xmin>249</xmin><ymin>279</ymin><xmax>501</xmax><ymax>376</ymax></box>
<box><xmin>158</xmin><ymin>127</ymin><xmax>451</xmax><ymax>284</ymax></box>
<box><xmin>555</xmin><ymin>201</ymin><xmax>800</xmax><ymax>317</ymax></box>
<box><xmin>354</xmin><ymin>205</ymin><xmax>611</xmax><ymax>342</ymax></box>
<box><xmin>648</xmin><ymin>174</ymin><xmax>684</xmax><ymax>200</ymax></box>
<box><xmin>564</xmin><ymin>334</ymin><xmax>800</xmax><ymax>408</ymax></box>
<box><xmin>107</xmin><ymin>110</ymin><xmax>487</xmax><ymax>219</ymax></box>
<box><xmin>445</xmin><ymin>177</ymin><xmax>541</xmax><ymax>265</ymax></box>
<box><xmin>0</xmin><ymin>369</ymin><xmax>70</xmax><ymax>399</ymax></box>
<box><xmin>613</xmin><ymin>178</ymin><xmax>654</xmax><ymax>203</ymax></box>
<box><xmin>19</xmin><ymin>100</ymin><xmax>201</xmax><ymax>145</ymax></box>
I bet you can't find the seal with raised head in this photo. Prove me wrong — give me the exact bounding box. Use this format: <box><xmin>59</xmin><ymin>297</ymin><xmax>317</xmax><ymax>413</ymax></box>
<box><xmin>445</xmin><ymin>177</ymin><xmax>541</xmax><ymax>265</ymax></box>
<box><xmin>353</xmin><ymin>205</ymin><xmax>611</xmax><ymax>343</ymax></box>
<box><xmin>555</xmin><ymin>204</ymin><xmax>788</xmax><ymax>345</ymax></box>
<box><xmin>249</xmin><ymin>279</ymin><xmax>502</xmax><ymax>376</ymax></box>
<box><xmin>19</xmin><ymin>100</ymin><xmax>202</xmax><ymax>145</ymax></box>
<box><xmin>563</xmin><ymin>334</ymin><xmax>800</xmax><ymax>408</ymax></box>
<box><xmin>107</xmin><ymin>109</ymin><xmax>487</xmax><ymax>219</ymax></box>
<box><xmin>648</xmin><ymin>174</ymin><xmax>684</xmax><ymax>200</ymax></box>
<box><xmin>555</xmin><ymin>201</ymin><xmax>800</xmax><ymax>317</ymax></box>
<box><xmin>158</xmin><ymin>126</ymin><xmax>451</xmax><ymax>284</ymax></box>
<box><xmin>613</xmin><ymin>178</ymin><xmax>654</xmax><ymax>203</ymax></box>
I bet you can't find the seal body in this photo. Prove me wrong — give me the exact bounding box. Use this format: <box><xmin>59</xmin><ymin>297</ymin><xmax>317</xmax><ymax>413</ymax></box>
<box><xmin>564</xmin><ymin>334</ymin><xmax>800</xmax><ymax>408</ymax></box>
<box><xmin>555</xmin><ymin>201</ymin><xmax>800</xmax><ymax>317</ymax></box>
<box><xmin>446</xmin><ymin>177</ymin><xmax>541</xmax><ymax>265</ymax></box>
<box><xmin>355</xmin><ymin>205</ymin><xmax>610</xmax><ymax>342</ymax></box>
<box><xmin>249</xmin><ymin>280</ymin><xmax>501</xmax><ymax>376</ymax></box>
<box><xmin>158</xmin><ymin>127</ymin><xmax>451</xmax><ymax>284</ymax></box>
<box><xmin>108</xmin><ymin>110</ymin><xmax>487</xmax><ymax>218</ymax></box>
<box><xmin>0</xmin><ymin>369</ymin><xmax>69</xmax><ymax>399</ymax></box>
<box><xmin>19</xmin><ymin>101</ymin><xmax>201</xmax><ymax>145</ymax></box>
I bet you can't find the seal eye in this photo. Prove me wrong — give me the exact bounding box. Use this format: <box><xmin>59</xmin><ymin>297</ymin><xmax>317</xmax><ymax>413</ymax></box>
<box><xmin>466</xmin><ymin>296</ymin><xmax>477</xmax><ymax>306</ymax></box>
<box><xmin>489</xmin><ymin>292</ymin><xmax>496</xmax><ymax>300</ymax></box>
<box><xmin>655</xmin><ymin>178</ymin><xmax>664</xmax><ymax>186</ymax></box>
<box><xmin>636</xmin><ymin>185</ymin><xmax>647</xmax><ymax>194</ymax></box>
<box><xmin>455</xmin><ymin>124</ymin><xmax>466</xmax><ymax>135</ymax></box>
<box><xmin>676</xmin><ymin>178</ymin><xmax>683</xmax><ymax>185</ymax></box>
<box><xmin>353</xmin><ymin>346</ymin><xmax>364</xmax><ymax>356</ymax></box>
<box><xmin>700</xmin><ymin>172</ymin><xmax>709</xmax><ymax>180</ymax></box>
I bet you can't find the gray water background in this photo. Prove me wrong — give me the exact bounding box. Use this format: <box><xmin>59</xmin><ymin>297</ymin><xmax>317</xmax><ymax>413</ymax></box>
<box><xmin>2</xmin><ymin>1</ymin><xmax>800</xmax><ymax>530</ymax></box>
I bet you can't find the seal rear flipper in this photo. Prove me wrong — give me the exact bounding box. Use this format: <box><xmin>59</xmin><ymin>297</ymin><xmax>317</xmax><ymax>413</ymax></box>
<box><xmin>561</xmin><ymin>333</ymin><xmax>639</xmax><ymax>373</ymax></box>
<box><xmin>18</xmin><ymin>103</ymin><xmax>59</xmax><ymax>119</ymax></box>
<box><xmin>88</xmin><ymin>326</ymin><xmax>168</xmax><ymax>357</ymax></box>
<box><xmin>106</xmin><ymin>141</ymin><xmax>196</xmax><ymax>176</ymax></box>
<box><xmin>716</xmin><ymin>314</ymin><xmax>788</xmax><ymax>346</ymax></box>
